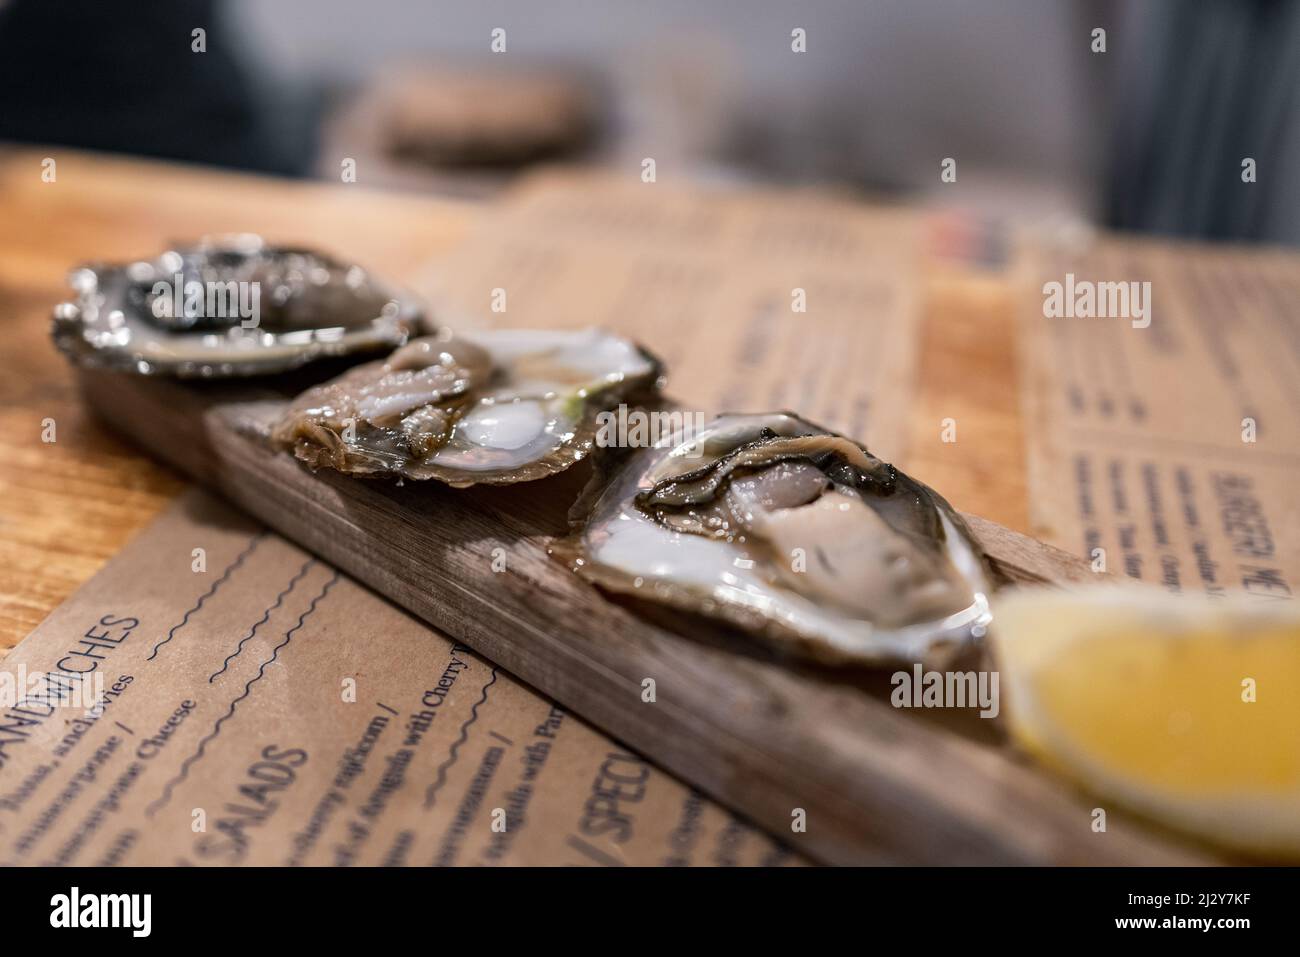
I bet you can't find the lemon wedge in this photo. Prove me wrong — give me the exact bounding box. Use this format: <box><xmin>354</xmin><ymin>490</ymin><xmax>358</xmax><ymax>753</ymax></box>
<box><xmin>992</xmin><ymin>586</ymin><xmax>1300</xmax><ymax>859</ymax></box>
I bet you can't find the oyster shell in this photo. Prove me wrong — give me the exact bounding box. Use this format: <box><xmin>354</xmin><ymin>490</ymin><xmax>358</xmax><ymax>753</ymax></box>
<box><xmin>271</xmin><ymin>327</ymin><xmax>663</xmax><ymax>486</ymax></box>
<box><xmin>52</xmin><ymin>235</ymin><xmax>423</xmax><ymax>377</ymax></box>
<box><xmin>555</xmin><ymin>412</ymin><xmax>994</xmax><ymax>665</ymax></box>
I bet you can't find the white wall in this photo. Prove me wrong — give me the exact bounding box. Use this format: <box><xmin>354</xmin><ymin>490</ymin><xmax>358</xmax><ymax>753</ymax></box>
<box><xmin>231</xmin><ymin>0</ymin><xmax>1102</xmax><ymax>207</ymax></box>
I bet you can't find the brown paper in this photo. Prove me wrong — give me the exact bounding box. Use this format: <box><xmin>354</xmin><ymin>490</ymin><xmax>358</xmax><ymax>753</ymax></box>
<box><xmin>415</xmin><ymin>169</ymin><xmax>925</xmax><ymax>461</ymax></box>
<box><xmin>1</xmin><ymin>172</ymin><xmax>933</xmax><ymax>866</ymax></box>
<box><xmin>0</xmin><ymin>491</ymin><xmax>802</xmax><ymax>866</ymax></box>
<box><xmin>1020</xmin><ymin>237</ymin><xmax>1300</xmax><ymax>597</ymax></box>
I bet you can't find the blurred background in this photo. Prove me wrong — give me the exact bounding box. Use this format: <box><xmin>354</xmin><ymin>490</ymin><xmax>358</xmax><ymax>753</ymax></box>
<box><xmin>0</xmin><ymin>0</ymin><xmax>1296</xmax><ymax>244</ymax></box>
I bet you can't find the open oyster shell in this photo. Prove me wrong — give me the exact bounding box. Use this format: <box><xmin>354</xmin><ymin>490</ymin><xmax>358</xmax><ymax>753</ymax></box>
<box><xmin>51</xmin><ymin>235</ymin><xmax>424</xmax><ymax>377</ymax></box>
<box><xmin>271</xmin><ymin>327</ymin><xmax>663</xmax><ymax>487</ymax></box>
<box><xmin>554</xmin><ymin>412</ymin><xmax>994</xmax><ymax>666</ymax></box>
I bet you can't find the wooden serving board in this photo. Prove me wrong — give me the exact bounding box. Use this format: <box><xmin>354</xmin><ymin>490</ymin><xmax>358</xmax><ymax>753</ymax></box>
<box><xmin>77</xmin><ymin>367</ymin><xmax>1206</xmax><ymax>865</ymax></box>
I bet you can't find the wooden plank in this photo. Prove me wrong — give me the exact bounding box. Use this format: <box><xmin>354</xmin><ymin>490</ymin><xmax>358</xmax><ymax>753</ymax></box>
<box><xmin>963</xmin><ymin>513</ymin><xmax>1109</xmax><ymax>587</ymax></box>
<box><xmin>75</xmin><ymin>367</ymin><xmax>1207</xmax><ymax>866</ymax></box>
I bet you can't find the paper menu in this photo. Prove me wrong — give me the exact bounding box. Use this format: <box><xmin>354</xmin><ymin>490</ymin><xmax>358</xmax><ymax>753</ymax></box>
<box><xmin>1020</xmin><ymin>238</ymin><xmax>1300</xmax><ymax>598</ymax></box>
<box><xmin>416</xmin><ymin>170</ymin><xmax>925</xmax><ymax>462</ymax></box>
<box><xmin>0</xmin><ymin>491</ymin><xmax>802</xmax><ymax>867</ymax></box>
<box><xmin>0</xmin><ymin>173</ymin><xmax>934</xmax><ymax>868</ymax></box>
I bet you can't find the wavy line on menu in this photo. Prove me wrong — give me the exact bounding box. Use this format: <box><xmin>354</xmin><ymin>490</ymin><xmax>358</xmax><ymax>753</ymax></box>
<box><xmin>208</xmin><ymin>558</ymin><xmax>316</xmax><ymax>682</ymax></box>
<box><xmin>145</xmin><ymin>572</ymin><xmax>338</xmax><ymax>818</ymax></box>
<box><xmin>147</xmin><ymin>532</ymin><xmax>266</xmax><ymax>661</ymax></box>
<box><xmin>423</xmin><ymin>666</ymin><xmax>498</xmax><ymax>810</ymax></box>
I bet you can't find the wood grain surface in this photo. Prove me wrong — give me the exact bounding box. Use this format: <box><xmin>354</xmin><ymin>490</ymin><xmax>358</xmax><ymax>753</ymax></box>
<box><xmin>71</xmin><ymin>366</ymin><xmax>1204</xmax><ymax>866</ymax></box>
<box><xmin>0</xmin><ymin>147</ymin><xmax>475</xmax><ymax>646</ymax></box>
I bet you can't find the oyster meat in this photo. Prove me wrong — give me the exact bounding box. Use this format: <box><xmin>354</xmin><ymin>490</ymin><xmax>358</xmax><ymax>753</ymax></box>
<box><xmin>272</xmin><ymin>327</ymin><xmax>663</xmax><ymax>486</ymax></box>
<box><xmin>52</xmin><ymin>235</ymin><xmax>424</xmax><ymax>377</ymax></box>
<box><xmin>555</xmin><ymin>412</ymin><xmax>993</xmax><ymax>665</ymax></box>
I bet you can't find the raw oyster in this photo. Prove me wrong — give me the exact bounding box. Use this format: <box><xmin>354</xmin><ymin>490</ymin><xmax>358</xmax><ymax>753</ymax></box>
<box><xmin>272</xmin><ymin>327</ymin><xmax>663</xmax><ymax>486</ymax></box>
<box><xmin>52</xmin><ymin>235</ymin><xmax>423</xmax><ymax>377</ymax></box>
<box><xmin>555</xmin><ymin>412</ymin><xmax>994</xmax><ymax>665</ymax></box>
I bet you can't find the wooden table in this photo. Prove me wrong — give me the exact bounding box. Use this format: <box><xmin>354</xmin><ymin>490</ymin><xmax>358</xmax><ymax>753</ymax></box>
<box><xmin>0</xmin><ymin>146</ymin><xmax>1024</xmax><ymax>653</ymax></box>
<box><xmin>0</xmin><ymin>149</ymin><xmax>475</xmax><ymax>648</ymax></box>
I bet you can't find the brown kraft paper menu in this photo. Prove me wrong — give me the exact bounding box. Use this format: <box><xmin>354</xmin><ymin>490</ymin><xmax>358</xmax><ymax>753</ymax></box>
<box><xmin>1020</xmin><ymin>238</ymin><xmax>1300</xmax><ymax>598</ymax></box>
<box><xmin>416</xmin><ymin>169</ymin><xmax>925</xmax><ymax>462</ymax></box>
<box><xmin>0</xmin><ymin>491</ymin><xmax>802</xmax><ymax>867</ymax></box>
